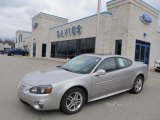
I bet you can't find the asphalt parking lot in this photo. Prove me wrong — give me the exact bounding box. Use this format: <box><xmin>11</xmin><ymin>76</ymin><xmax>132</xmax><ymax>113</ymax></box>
<box><xmin>0</xmin><ymin>55</ymin><xmax>160</xmax><ymax>120</ymax></box>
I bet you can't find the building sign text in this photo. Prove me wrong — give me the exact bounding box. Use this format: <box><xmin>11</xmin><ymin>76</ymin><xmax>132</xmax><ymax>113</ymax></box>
<box><xmin>57</xmin><ymin>25</ymin><xmax>82</xmax><ymax>38</ymax></box>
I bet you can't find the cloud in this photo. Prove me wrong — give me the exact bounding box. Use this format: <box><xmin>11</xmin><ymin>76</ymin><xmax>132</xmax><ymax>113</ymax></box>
<box><xmin>0</xmin><ymin>0</ymin><xmax>28</xmax><ymax>7</ymax></box>
<box><xmin>143</xmin><ymin>0</ymin><xmax>160</xmax><ymax>11</ymax></box>
<box><xmin>0</xmin><ymin>0</ymin><xmax>159</xmax><ymax>40</ymax></box>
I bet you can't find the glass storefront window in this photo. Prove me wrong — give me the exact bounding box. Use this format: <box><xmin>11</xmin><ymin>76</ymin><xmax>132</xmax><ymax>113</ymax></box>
<box><xmin>81</xmin><ymin>39</ymin><xmax>86</xmax><ymax>54</ymax></box>
<box><xmin>68</xmin><ymin>40</ymin><xmax>76</xmax><ymax>58</ymax></box>
<box><xmin>57</xmin><ymin>41</ymin><xmax>62</xmax><ymax>58</ymax></box>
<box><xmin>50</xmin><ymin>37</ymin><xmax>95</xmax><ymax>59</ymax></box>
<box><xmin>62</xmin><ymin>41</ymin><xmax>68</xmax><ymax>58</ymax></box>
<box><xmin>86</xmin><ymin>38</ymin><xmax>95</xmax><ymax>53</ymax></box>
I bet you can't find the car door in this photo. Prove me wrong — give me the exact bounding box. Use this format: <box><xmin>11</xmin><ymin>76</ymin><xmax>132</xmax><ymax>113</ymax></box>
<box><xmin>19</xmin><ymin>49</ymin><xmax>23</xmax><ymax>55</ymax></box>
<box><xmin>115</xmin><ymin>57</ymin><xmax>134</xmax><ymax>89</ymax></box>
<box><xmin>12</xmin><ymin>49</ymin><xmax>16</xmax><ymax>55</ymax></box>
<box><xmin>15</xmin><ymin>49</ymin><xmax>18</xmax><ymax>55</ymax></box>
<box><xmin>91</xmin><ymin>57</ymin><xmax>134</xmax><ymax>100</ymax></box>
<box><xmin>91</xmin><ymin>57</ymin><xmax>120</xmax><ymax>99</ymax></box>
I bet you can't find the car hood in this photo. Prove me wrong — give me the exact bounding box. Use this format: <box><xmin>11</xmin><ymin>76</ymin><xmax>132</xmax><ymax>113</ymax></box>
<box><xmin>22</xmin><ymin>67</ymin><xmax>83</xmax><ymax>86</ymax></box>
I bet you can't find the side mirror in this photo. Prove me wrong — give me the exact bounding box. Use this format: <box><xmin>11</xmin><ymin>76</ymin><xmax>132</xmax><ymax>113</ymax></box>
<box><xmin>93</xmin><ymin>69</ymin><xmax>106</xmax><ymax>76</ymax></box>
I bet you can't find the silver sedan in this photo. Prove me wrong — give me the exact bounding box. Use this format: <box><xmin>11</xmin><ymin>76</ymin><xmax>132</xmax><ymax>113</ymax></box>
<box><xmin>17</xmin><ymin>54</ymin><xmax>148</xmax><ymax>114</ymax></box>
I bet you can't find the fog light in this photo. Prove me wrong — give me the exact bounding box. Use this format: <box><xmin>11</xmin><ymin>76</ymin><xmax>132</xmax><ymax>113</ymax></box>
<box><xmin>33</xmin><ymin>101</ymin><xmax>44</xmax><ymax>110</ymax></box>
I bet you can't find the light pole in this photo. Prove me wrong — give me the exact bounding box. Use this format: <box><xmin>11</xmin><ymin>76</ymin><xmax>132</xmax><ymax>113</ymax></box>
<box><xmin>158</xmin><ymin>15</ymin><xmax>160</xmax><ymax>32</ymax></box>
<box><xmin>96</xmin><ymin>0</ymin><xmax>101</xmax><ymax>53</ymax></box>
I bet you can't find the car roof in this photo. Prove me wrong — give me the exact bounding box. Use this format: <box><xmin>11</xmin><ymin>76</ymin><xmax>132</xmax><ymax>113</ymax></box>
<box><xmin>82</xmin><ymin>54</ymin><xmax>129</xmax><ymax>60</ymax></box>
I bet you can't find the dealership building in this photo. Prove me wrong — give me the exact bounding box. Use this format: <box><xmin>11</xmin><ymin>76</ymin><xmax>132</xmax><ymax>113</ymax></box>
<box><xmin>15</xmin><ymin>0</ymin><xmax>160</xmax><ymax>69</ymax></box>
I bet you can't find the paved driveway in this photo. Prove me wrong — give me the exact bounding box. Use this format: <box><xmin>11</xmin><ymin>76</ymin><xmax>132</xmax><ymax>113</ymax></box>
<box><xmin>0</xmin><ymin>55</ymin><xmax>160</xmax><ymax>120</ymax></box>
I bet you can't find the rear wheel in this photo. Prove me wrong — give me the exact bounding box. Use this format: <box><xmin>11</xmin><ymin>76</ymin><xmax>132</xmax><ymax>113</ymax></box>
<box><xmin>131</xmin><ymin>76</ymin><xmax>144</xmax><ymax>94</ymax></box>
<box><xmin>60</xmin><ymin>88</ymin><xmax>85</xmax><ymax>114</ymax></box>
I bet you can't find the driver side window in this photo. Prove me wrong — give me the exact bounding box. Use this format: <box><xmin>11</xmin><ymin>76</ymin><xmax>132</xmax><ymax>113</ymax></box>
<box><xmin>96</xmin><ymin>58</ymin><xmax>117</xmax><ymax>72</ymax></box>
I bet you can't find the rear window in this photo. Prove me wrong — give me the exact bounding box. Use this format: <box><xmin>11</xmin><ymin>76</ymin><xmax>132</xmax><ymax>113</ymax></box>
<box><xmin>128</xmin><ymin>59</ymin><xmax>132</xmax><ymax>66</ymax></box>
<box><xmin>117</xmin><ymin>58</ymin><xmax>132</xmax><ymax>68</ymax></box>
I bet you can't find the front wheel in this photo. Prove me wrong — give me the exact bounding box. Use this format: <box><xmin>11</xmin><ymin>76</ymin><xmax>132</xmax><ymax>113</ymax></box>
<box><xmin>130</xmin><ymin>76</ymin><xmax>144</xmax><ymax>94</ymax></box>
<box><xmin>60</xmin><ymin>88</ymin><xmax>85</xmax><ymax>114</ymax></box>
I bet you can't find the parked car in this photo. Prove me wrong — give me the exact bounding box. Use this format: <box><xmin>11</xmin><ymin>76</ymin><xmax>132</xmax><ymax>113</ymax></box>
<box><xmin>17</xmin><ymin>54</ymin><xmax>148</xmax><ymax>114</ymax></box>
<box><xmin>154</xmin><ymin>60</ymin><xmax>160</xmax><ymax>71</ymax></box>
<box><xmin>0</xmin><ymin>51</ymin><xmax>4</xmax><ymax>54</ymax></box>
<box><xmin>3</xmin><ymin>49</ymin><xmax>11</xmax><ymax>55</ymax></box>
<box><xmin>7</xmin><ymin>49</ymin><xmax>29</xmax><ymax>56</ymax></box>
<box><xmin>0</xmin><ymin>43</ymin><xmax>4</xmax><ymax>54</ymax></box>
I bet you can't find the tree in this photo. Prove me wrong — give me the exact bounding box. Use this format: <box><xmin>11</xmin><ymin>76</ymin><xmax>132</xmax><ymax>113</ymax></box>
<box><xmin>0</xmin><ymin>38</ymin><xmax>4</xmax><ymax>44</ymax></box>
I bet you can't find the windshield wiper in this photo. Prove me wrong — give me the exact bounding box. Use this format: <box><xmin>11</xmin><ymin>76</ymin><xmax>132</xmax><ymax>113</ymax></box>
<box><xmin>61</xmin><ymin>67</ymin><xmax>73</xmax><ymax>72</ymax></box>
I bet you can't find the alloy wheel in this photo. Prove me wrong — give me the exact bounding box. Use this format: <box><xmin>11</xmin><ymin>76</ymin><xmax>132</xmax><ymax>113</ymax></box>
<box><xmin>66</xmin><ymin>92</ymin><xmax>83</xmax><ymax>112</ymax></box>
<box><xmin>134</xmin><ymin>78</ymin><xmax>143</xmax><ymax>92</ymax></box>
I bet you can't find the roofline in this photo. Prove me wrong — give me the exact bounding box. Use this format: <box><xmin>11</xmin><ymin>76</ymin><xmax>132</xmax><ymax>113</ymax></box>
<box><xmin>16</xmin><ymin>30</ymin><xmax>31</xmax><ymax>33</ymax></box>
<box><xmin>32</xmin><ymin>12</ymin><xmax>68</xmax><ymax>21</ymax></box>
<box><xmin>140</xmin><ymin>0</ymin><xmax>160</xmax><ymax>13</ymax></box>
<box><xmin>23</xmin><ymin>36</ymin><xmax>32</xmax><ymax>39</ymax></box>
<box><xmin>107</xmin><ymin>0</ymin><xmax>160</xmax><ymax>14</ymax></box>
<box><xmin>49</xmin><ymin>11</ymin><xmax>112</xmax><ymax>30</ymax></box>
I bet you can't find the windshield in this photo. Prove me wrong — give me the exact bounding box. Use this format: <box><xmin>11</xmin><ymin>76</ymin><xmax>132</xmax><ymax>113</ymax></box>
<box><xmin>61</xmin><ymin>55</ymin><xmax>101</xmax><ymax>74</ymax></box>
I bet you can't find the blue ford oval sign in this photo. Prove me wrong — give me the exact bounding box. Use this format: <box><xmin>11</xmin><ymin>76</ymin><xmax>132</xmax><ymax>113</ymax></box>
<box><xmin>140</xmin><ymin>13</ymin><xmax>152</xmax><ymax>25</ymax></box>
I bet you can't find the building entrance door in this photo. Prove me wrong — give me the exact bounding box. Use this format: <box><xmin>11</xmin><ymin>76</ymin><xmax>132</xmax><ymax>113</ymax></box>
<box><xmin>33</xmin><ymin>42</ymin><xmax>36</xmax><ymax>57</ymax></box>
<box><xmin>135</xmin><ymin>40</ymin><xmax>150</xmax><ymax>64</ymax></box>
<box><xmin>42</xmin><ymin>44</ymin><xmax>46</xmax><ymax>57</ymax></box>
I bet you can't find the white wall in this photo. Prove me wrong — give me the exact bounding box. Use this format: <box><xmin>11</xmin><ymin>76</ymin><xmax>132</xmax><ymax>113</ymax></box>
<box><xmin>0</xmin><ymin>43</ymin><xmax>4</xmax><ymax>51</ymax></box>
<box><xmin>107</xmin><ymin>0</ymin><xmax>160</xmax><ymax>69</ymax></box>
<box><xmin>127</xmin><ymin>1</ymin><xmax>160</xmax><ymax>69</ymax></box>
<box><xmin>31</xmin><ymin>13</ymin><xmax>68</xmax><ymax>58</ymax></box>
<box><xmin>15</xmin><ymin>30</ymin><xmax>32</xmax><ymax>49</ymax></box>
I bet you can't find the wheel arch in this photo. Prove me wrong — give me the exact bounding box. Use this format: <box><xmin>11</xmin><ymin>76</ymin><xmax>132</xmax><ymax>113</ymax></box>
<box><xmin>60</xmin><ymin>85</ymin><xmax>89</xmax><ymax>107</ymax></box>
<box><xmin>138</xmin><ymin>74</ymin><xmax>144</xmax><ymax>80</ymax></box>
<box><xmin>135</xmin><ymin>73</ymin><xmax>145</xmax><ymax>81</ymax></box>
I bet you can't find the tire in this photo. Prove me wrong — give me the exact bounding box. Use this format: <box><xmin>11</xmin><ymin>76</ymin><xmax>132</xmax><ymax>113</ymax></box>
<box><xmin>60</xmin><ymin>88</ymin><xmax>85</xmax><ymax>114</ymax></box>
<box><xmin>130</xmin><ymin>76</ymin><xmax>144</xmax><ymax>94</ymax></box>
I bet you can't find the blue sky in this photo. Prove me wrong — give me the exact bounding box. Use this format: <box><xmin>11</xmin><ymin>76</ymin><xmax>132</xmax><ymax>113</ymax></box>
<box><xmin>0</xmin><ymin>0</ymin><xmax>159</xmax><ymax>40</ymax></box>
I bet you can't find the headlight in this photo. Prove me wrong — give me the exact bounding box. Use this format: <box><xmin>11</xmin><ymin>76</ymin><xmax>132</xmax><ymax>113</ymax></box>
<box><xmin>30</xmin><ymin>85</ymin><xmax>52</xmax><ymax>94</ymax></box>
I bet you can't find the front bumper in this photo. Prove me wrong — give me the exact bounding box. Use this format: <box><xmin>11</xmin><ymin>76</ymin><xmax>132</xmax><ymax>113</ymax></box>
<box><xmin>17</xmin><ymin>82</ymin><xmax>60</xmax><ymax>110</ymax></box>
